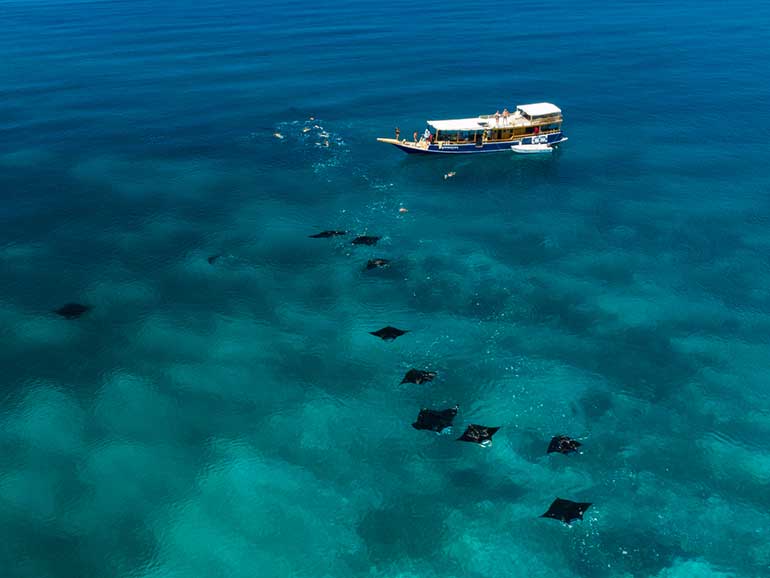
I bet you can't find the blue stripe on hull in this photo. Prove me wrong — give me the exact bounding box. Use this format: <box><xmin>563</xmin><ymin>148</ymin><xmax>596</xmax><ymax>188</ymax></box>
<box><xmin>390</xmin><ymin>133</ymin><xmax>566</xmax><ymax>155</ymax></box>
<box><xmin>393</xmin><ymin>143</ymin><xmax>431</xmax><ymax>154</ymax></box>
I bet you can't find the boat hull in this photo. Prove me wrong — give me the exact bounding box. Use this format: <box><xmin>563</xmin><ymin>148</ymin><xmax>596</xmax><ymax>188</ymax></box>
<box><xmin>380</xmin><ymin>133</ymin><xmax>567</xmax><ymax>155</ymax></box>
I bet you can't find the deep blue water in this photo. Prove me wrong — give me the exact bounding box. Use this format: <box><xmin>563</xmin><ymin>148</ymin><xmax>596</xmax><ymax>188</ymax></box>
<box><xmin>2</xmin><ymin>0</ymin><xmax>770</xmax><ymax>576</ymax></box>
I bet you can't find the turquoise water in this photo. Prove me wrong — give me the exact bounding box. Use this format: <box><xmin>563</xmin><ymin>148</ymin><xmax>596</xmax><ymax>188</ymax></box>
<box><xmin>2</xmin><ymin>0</ymin><xmax>770</xmax><ymax>576</ymax></box>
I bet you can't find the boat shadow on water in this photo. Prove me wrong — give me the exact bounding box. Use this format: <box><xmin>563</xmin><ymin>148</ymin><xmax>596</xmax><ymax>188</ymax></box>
<box><xmin>396</xmin><ymin>146</ymin><xmax>564</xmax><ymax>183</ymax></box>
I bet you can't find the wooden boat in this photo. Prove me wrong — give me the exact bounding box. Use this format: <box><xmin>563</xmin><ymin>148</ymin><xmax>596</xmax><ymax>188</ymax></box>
<box><xmin>377</xmin><ymin>103</ymin><xmax>567</xmax><ymax>155</ymax></box>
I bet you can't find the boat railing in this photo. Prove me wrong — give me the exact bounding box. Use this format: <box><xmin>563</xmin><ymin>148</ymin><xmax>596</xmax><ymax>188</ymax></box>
<box><xmin>478</xmin><ymin>113</ymin><xmax>562</xmax><ymax>126</ymax></box>
<box><xmin>484</xmin><ymin>126</ymin><xmax>561</xmax><ymax>142</ymax></box>
<box><xmin>433</xmin><ymin>127</ymin><xmax>561</xmax><ymax>145</ymax></box>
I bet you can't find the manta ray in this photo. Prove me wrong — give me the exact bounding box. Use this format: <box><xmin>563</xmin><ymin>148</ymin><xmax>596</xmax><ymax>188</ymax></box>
<box><xmin>547</xmin><ymin>435</ymin><xmax>581</xmax><ymax>455</ymax></box>
<box><xmin>54</xmin><ymin>303</ymin><xmax>91</xmax><ymax>319</ymax></box>
<box><xmin>309</xmin><ymin>230</ymin><xmax>347</xmax><ymax>238</ymax></box>
<box><xmin>412</xmin><ymin>405</ymin><xmax>459</xmax><ymax>433</ymax></box>
<box><xmin>400</xmin><ymin>369</ymin><xmax>436</xmax><ymax>384</ymax></box>
<box><xmin>457</xmin><ymin>424</ymin><xmax>500</xmax><ymax>445</ymax></box>
<box><xmin>370</xmin><ymin>326</ymin><xmax>408</xmax><ymax>341</ymax></box>
<box><xmin>540</xmin><ymin>498</ymin><xmax>592</xmax><ymax>525</ymax></box>
<box><xmin>352</xmin><ymin>235</ymin><xmax>380</xmax><ymax>246</ymax></box>
<box><xmin>366</xmin><ymin>258</ymin><xmax>390</xmax><ymax>270</ymax></box>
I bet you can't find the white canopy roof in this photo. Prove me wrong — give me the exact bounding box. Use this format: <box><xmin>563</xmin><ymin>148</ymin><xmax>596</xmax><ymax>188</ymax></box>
<box><xmin>427</xmin><ymin>103</ymin><xmax>562</xmax><ymax>132</ymax></box>
<box><xmin>427</xmin><ymin>117</ymin><xmax>489</xmax><ymax>131</ymax></box>
<box><xmin>517</xmin><ymin>102</ymin><xmax>561</xmax><ymax>117</ymax></box>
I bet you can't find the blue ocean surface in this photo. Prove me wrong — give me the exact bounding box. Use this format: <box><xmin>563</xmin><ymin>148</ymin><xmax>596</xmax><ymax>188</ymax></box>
<box><xmin>1</xmin><ymin>0</ymin><xmax>770</xmax><ymax>576</ymax></box>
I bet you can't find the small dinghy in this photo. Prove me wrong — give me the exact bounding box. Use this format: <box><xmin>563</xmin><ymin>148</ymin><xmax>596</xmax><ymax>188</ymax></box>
<box><xmin>511</xmin><ymin>143</ymin><xmax>553</xmax><ymax>154</ymax></box>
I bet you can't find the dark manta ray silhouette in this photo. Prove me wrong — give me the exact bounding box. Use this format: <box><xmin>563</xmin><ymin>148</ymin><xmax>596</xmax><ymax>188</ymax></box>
<box><xmin>547</xmin><ymin>435</ymin><xmax>582</xmax><ymax>455</ymax></box>
<box><xmin>309</xmin><ymin>230</ymin><xmax>347</xmax><ymax>238</ymax></box>
<box><xmin>541</xmin><ymin>498</ymin><xmax>592</xmax><ymax>525</ymax></box>
<box><xmin>370</xmin><ymin>326</ymin><xmax>408</xmax><ymax>341</ymax></box>
<box><xmin>54</xmin><ymin>303</ymin><xmax>91</xmax><ymax>319</ymax></box>
<box><xmin>401</xmin><ymin>369</ymin><xmax>436</xmax><ymax>384</ymax></box>
<box><xmin>352</xmin><ymin>235</ymin><xmax>380</xmax><ymax>246</ymax></box>
<box><xmin>207</xmin><ymin>254</ymin><xmax>221</xmax><ymax>265</ymax></box>
<box><xmin>457</xmin><ymin>424</ymin><xmax>500</xmax><ymax>445</ymax></box>
<box><xmin>412</xmin><ymin>405</ymin><xmax>459</xmax><ymax>432</ymax></box>
<box><xmin>366</xmin><ymin>258</ymin><xmax>390</xmax><ymax>270</ymax></box>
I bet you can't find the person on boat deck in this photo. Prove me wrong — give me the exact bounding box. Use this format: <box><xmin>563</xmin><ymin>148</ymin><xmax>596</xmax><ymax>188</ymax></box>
<box><xmin>502</xmin><ymin>108</ymin><xmax>510</xmax><ymax>125</ymax></box>
<box><xmin>423</xmin><ymin>128</ymin><xmax>431</xmax><ymax>141</ymax></box>
<box><xmin>395</xmin><ymin>127</ymin><xmax>400</xmax><ymax>140</ymax></box>
<box><xmin>413</xmin><ymin>131</ymin><xmax>418</xmax><ymax>142</ymax></box>
<box><xmin>495</xmin><ymin>110</ymin><xmax>501</xmax><ymax>126</ymax></box>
